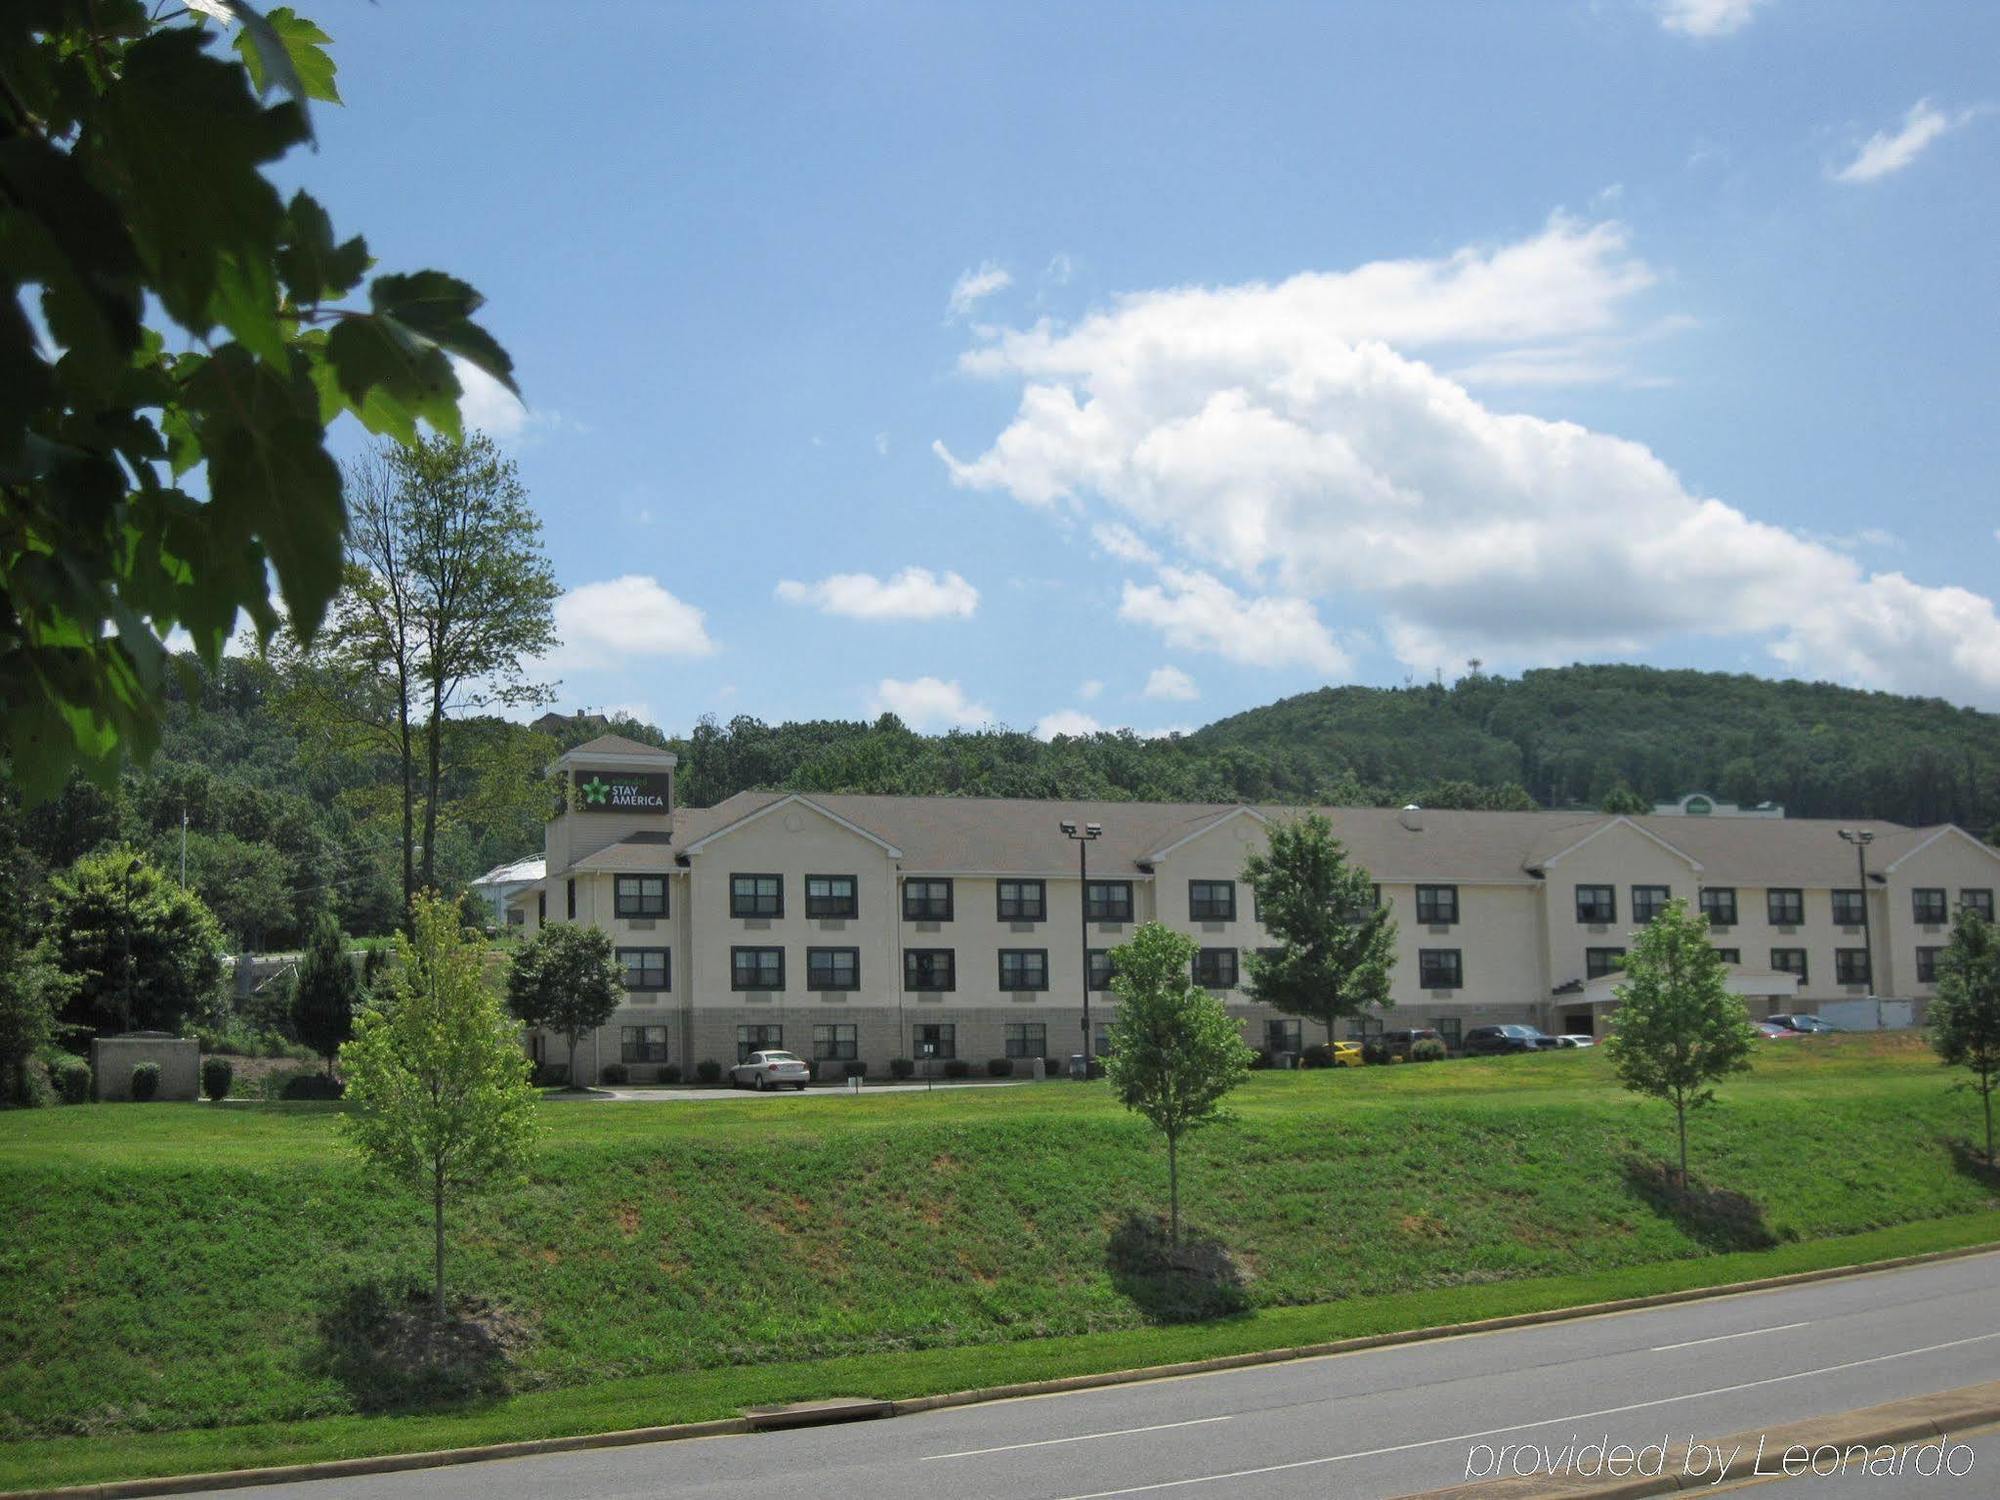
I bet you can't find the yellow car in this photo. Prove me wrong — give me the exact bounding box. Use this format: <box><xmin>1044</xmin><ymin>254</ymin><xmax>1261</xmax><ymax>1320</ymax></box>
<box><xmin>1331</xmin><ymin>1040</ymin><xmax>1365</xmax><ymax>1068</ymax></box>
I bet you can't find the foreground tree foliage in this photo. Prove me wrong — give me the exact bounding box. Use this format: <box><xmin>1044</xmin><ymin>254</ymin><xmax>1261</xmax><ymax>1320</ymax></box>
<box><xmin>340</xmin><ymin>894</ymin><xmax>539</xmax><ymax>1318</ymax></box>
<box><xmin>1104</xmin><ymin>922</ymin><xmax>1255</xmax><ymax>1245</ymax></box>
<box><xmin>1241</xmin><ymin>813</ymin><xmax>1397</xmax><ymax>1048</ymax></box>
<box><xmin>505</xmin><ymin>923</ymin><xmax>623</xmax><ymax>1088</ymax></box>
<box><xmin>1</xmin><ymin>2</ymin><xmax>514</xmax><ymax>800</ymax></box>
<box><xmin>1605</xmin><ymin>898</ymin><xmax>1758</xmax><ymax>1185</ymax></box>
<box><xmin>291</xmin><ymin>910</ymin><xmax>359</xmax><ymax>1075</ymax></box>
<box><xmin>37</xmin><ymin>848</ymin><xmax>225</xmax><ymax>1036</ymax></box>
<box><xmin>1928</xmin><ymin>908</ymin><xmax>2000</xmax><ymax>1166</ymax></box>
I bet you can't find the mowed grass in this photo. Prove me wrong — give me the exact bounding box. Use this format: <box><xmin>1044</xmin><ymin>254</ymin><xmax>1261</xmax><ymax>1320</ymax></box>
<box><xmin>1</xmin><ymin>1034</ymin><xmax>1994</xmax><ymax>1463</ymax></box>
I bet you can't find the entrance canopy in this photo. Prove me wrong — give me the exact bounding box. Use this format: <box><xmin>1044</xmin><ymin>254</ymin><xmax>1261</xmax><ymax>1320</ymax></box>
<box><xmin>1578</xmin><ymin>966</ymin><xmax>1800</xmax><ymax>1007</ymax></box>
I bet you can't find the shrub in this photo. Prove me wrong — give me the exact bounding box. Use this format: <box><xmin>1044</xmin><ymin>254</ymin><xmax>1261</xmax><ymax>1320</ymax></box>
<box><xmin>943</xmin><ymin>1057</ymin><xmax>971</xmax><ymax>1080</ymax></box>
<box><xmin>843</xmin><ymin>1060</ymin><xmax>867</xmax><ymax>1080</ymax></box>
<box><xmin>263</xmin><ymin>1068</ymin><xmax>343</xmax><ymax>1101</ymax></box>
<box><xmin>694</xmin><ymin>1059</ymin><xmax>722</xmax><ymax>1084</ymax></box>
<box><xmin>51</xmin><ymin>1054</ymin><xmax>90</xmax><ymax>1104</ymax></box>
<box><xmin>1411</xmin><ymin>1038</ymin><xmax>1448</xmax><ymax>1062</ymax></box>
<box><xmin>130</xmin><ymin>1061</ymin><xmax>161</xmax><ymax>1102</ymax></box>
<box><xmin>986</xmin><ymin>1056</ymin><xmax>1014</xmax><ymax>1078</ymax></box>
<box><xmin>1301</xmin><ymin>1043</ymin><xmax>1334</xmax><ymax>1069</ymax></box>
<box><xmin>889</xmin><ymin>1056</ymin><xmax>915</xmax><ymax>1079</ymax></box>
<box><xmin>657</xmin><ymin>1063</ymin><xmax>683</xmax><ymax>1084</ymax></box>
<box><xmin>531</xmin><ymin>1061</ymin><xmax>568</xmax><ymax>1088</ymax></box>
<box><xmin>202</xmin><ymin>1056</ymin><xmax>234</xmax><ymax>1101</ymax></box>
<box><xmin>599</xmin><ymin>1063</ymin><xmax>628</xmax><ymax>1086</ymax></box>
<box><xmin>1248</xmin><ymin>1048</ymin><xmax>1272</xmax><ymax>1070</ymax></box>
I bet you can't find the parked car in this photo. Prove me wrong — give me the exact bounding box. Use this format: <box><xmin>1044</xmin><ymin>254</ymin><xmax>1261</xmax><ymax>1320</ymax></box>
<box><xmin>1767</xmin><ymin>1013</ymin><xmax>1839</xmax><ymax>1035</ymax></box>
<box><xmin>1752</xmin><ymin>1021</ymin><xmax>1803</xmax><ymax>1039</ymax></box>
<box><xmin>1330</xmin><ymin>1040</ymin><xmax>1364</xmax><ymax>1068</ymax></box>
<box><xmin>728</xmin><ymin>1050</ymin><xmax>811</xmax><ymax>1089</ymax></box>
<box><xmin>1554</xmin><ymin>1034</ymin><xmax>1597</xmax><ymax>1048</ymax></box>
<box><xmin>1362</xmin><ymin>1027</ymin><xmax>1444</xmax><ymax>1063</ymax></box>
<box><xmin>1461</xmin><ymin>1024</ymin><xmax>1555</xmax><ymax>1055</ymax></box>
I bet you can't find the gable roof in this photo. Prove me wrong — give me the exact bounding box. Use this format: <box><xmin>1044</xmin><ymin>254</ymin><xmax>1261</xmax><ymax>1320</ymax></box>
<box><xmin>555</xmin><ymin>733</ymin><xmax>677</xmax><ymax>764</ymax></box>
<box><xmin>680</xmin><ymin>792</ymin><xmax>904</xmax><ymax>857</ymax></box>
<box><xmin>1527</xmin><ymin>816</ymin><xmax>1703</xmax><ymax>874</ymax></box>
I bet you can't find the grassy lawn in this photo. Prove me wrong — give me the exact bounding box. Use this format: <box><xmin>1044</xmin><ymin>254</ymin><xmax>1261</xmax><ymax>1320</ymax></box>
<box><xmin>2</xmin><ymin>1034</ymin><xmax>1995</xmax><ymax>1487</ymax></box>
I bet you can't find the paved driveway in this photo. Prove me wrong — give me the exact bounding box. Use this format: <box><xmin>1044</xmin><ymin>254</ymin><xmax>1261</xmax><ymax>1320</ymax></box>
<box><xmin>576</xmin><ymin>1079</ymin><xmax>1040</xmax><ymax>1102</ymax></box>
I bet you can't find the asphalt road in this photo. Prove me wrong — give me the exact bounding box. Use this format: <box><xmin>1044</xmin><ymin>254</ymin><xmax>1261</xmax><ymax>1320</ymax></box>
<box><xmin>203</xmin><ymin>1251</ymin><xmax>2000</xmax><ymax>1500</ymax></box>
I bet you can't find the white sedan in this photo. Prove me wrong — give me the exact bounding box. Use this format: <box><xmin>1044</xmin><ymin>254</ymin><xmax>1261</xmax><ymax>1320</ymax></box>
<box><xmin>728</xmin><ymin>1050</ymin><xmax>811</xmax><ymax>1090</ymax></box>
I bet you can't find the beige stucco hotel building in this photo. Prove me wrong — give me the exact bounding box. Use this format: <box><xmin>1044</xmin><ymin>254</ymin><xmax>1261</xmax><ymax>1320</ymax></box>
<box><xmin>513</xmin><ymin>735</ymin><xmax>2000</xmax><ymax>1084</ymax></box>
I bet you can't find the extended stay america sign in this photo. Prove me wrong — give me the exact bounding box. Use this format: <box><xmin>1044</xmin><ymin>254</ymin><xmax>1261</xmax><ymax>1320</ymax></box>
<box><xmin>572</xmin><ymin>770</ymin><xmax>672</xmax><ymax>814</ymax></box>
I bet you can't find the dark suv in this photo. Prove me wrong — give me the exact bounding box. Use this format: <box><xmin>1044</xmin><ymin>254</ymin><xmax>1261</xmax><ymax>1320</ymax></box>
<box><xmin>1461</xmin><ymin>1024</ymin><xmax>1554</xmax><ymax>1055</ymax></box>
<box><xmin>1362</xmin><ymin>1027</ymin><xmax>1444</xmax><ymax>1063</ymax></box>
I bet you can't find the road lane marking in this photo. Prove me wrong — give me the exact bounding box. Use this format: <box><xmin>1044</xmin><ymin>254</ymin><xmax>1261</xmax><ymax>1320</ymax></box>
<box><xmin>1044</xmin><ymin>1329</ymin><xmax>2000</xmax><ymax>1499</ymax></box>
<box><xmin>1651</xmin><ymin>1320</ymin><xmax>1812</xmax><ymax>1351</ymax></box>
<box><xmin>924</xmin><ymin>1415</ymin><xmax>1233</xmax><ymax>1460</ymax></box>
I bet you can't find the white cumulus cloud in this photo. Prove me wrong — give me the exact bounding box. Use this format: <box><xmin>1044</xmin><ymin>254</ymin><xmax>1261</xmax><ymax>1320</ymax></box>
<box><xmin>1143</xmin><ymin>665</ymin><xmax>1199</xmax><ymax>701</ymax></box>
<box><xmin>1077</xmin><ymin>678</ymin><xmax>1105</xmax><ymax>701</ymax></box>
<box><xmin>1092</xmin><ymin>521</ymin><xmax>1161</xmax><ymax>566</ymax></box>
<box><xmin>1832</xmin><ymin>99</ymin><xmax>1982</xmax><ymax>185</ymax></box>
<box><xmin>1120</xmin><ymin>570</ymin><xmax>1349</xmax><ymax>676</ymax></box>
<box><xmin>869</xmin><ymin>676</ymin><xmax>992</xmax><ymax>730</ymax></box>
<box><xmin>1034</xmin><ymin>709</ymin><xmax>1103</xmax><ymax>741</ymax></box>
<box><xmin>776</xmin><ymin>567</ymin><xmax>979</xmax><ymax>621</ymax></box>
<box><xmin>553</xmin><ymin>576</ymin><xmax>714</xmax><ymax>668</ymax></box>
<box><xmin>1657</xmin><ymin>0</ymin><xmax>1769</xmax><ymax>38</ymax></box>
<box><xmin>947</xmin><ymin>261</ymin><xmax>1014</xmax><ymax>320</ymax></box>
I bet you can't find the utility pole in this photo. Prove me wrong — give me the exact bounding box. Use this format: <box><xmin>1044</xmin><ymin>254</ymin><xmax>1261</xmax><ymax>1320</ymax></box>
<box><xmin>180</xmin><ymin>804</ymin><xmax>188</xmax><ymax>888</ymax></box>
<box><xmin>1061</xmin><ymin>818</ymin><xmax>1103</xmax><ymax>1077</ymax></box>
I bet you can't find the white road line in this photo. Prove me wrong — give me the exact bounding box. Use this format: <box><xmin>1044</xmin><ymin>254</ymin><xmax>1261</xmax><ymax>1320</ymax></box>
<box><xmin>1651</xmin><ymin>1320</ymin><xmax>1813</xmax><ymax>1351</ymax></box>
<box><xmin>1045</xmin><ymin>1329</ymin><xmax>2000</xmax><ymax>1500</ymax></box>
<box><xmin>924</xmin><ymin>1415</ymin><xmax>1233</xmax><ymax>1460</ymax></box>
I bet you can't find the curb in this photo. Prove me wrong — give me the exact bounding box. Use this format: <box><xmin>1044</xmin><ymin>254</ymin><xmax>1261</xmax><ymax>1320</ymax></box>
<box><xmin>8</xmin><ymin>1239</ymin><xmax>1996</xmax><ymax>1500</ymax></box>
<box><xmin>1393</xmin><ymin>1382</ymin><xmax>2000</xmax><ymax>1497</ymax></box>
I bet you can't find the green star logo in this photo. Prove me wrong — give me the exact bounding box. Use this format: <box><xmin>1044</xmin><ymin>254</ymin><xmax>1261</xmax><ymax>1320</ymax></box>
<box><xmin>580</xmin><ymin>776</ymin><xmax>610</xmax><ymax>806</ymax></box>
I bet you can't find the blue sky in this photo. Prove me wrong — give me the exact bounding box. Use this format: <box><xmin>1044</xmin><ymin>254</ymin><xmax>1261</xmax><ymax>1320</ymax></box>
<box><xmin>285</xmin><ymin>0</ymin><xmax>1998</xmax><ymax>735</ymax></box>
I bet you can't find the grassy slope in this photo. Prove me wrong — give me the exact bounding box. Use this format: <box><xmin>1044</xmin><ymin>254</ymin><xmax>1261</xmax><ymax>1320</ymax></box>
<box><xmin>2</xmin><ymin>1037</ymin><xmax>1995</xmax><ymax>1469</ymax></box>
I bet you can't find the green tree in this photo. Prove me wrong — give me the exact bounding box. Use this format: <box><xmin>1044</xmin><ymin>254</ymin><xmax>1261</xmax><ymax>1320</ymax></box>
<box><xmin>1103</xmin><ymin>922</ymin><xmax>1255</xmax><ymax>1245</ymax></box>
<box><xmin>0</xmin><ymin>960</ymin><xmax>69</xmax><ymax>1107</ymax></box>
<box><xmin>1241</xmin><ymin>813</ymin><xmax>1397</xmax><ymax>1047</ymax></box>
<box><xmin>1605</xmin><ymin>898</ymin><xmax>1758</xmax><ymax>1185</ymax></box>
<box><xmin>1928</xmin><ymin>908</ymin><xmax>2000</xmax><ymax>1166</ymax></box>
<box><xmin>339</xmin><ymin>894</ymin><xmax>539</xmax><ymax>1318</ymax></box>
<box><xmin>176</xmin><ymin>831</ymin><xmax>290</xmax><ymax>949</ymax></box>
<box><xmin>505</xmin><ymin>923</ymin><xmax>624</xmax><ymax>1088</ymax></box>
<box><xmin>291</xmin><ymin>910</ymin><xmax>359</xmax><ymax>1075</ymax></box>
<box><xmin>1600</xmin><ymin>783</ymin><xmax>1650</xmax><ymax>815</ymax></box>
<box><xmin>2</xmin><ymin>3</ymin><xmax>515</xmax><ymax>800</ymax></box>
<box><xmin>38</xmin><ymin>849</ymin><xmax>225</xmax><ymax>1035</ymax></box>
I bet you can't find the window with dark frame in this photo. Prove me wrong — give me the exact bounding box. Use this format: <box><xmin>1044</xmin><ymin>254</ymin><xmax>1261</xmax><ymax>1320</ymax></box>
<box><xmin>1084</xmin><ymin>880</ymin><xmax>1134</xmax><ymax>922</ymax></box>
<box><xmin>1433</xmin><ymin>1017</ymin><xmax>1462</xmax><ymax>1048</ymax></box>
<box><xmin>1961</xmin><ymin>889</ymin><xmax>1996</xmax><ymax>922</ymax></box>
<box><xmin>1835</xmin><ymin>948</ymin><xmax>1871</xmax><ymax>986</ymax></box>
<box><xmin>1713</xmin><ymin>947</ymin><xmax>1741</xmax><ymax>965</ymax></box>
<box><xmin>1585</xmin><ymin>947</ymin><xmax>1624</xmax><ymax>980</ymax></box>
<box><xmin>1189</xmin><ymin>879</ymin><xmax>1237</xmax><ymax>921</ymax></box>
<box><xmin>1917</xmin><ymin>947</ymin><xmax>1941</xmax><ymax>985</ymax></box>
<box><xmin>1632</xmin><ymin>885</ymin><xmax>1671</xmax><ymax>925</ymax></box>
<box><xmin>1087</xmin><ymin>948</ymin><xmax>1117</xmax><ymax>992</ymax></box>
<box><xmin>1265</xmin><ymin>1018</ymin><xmax>1301</xmax><ymax>1053</ymax></box>
<box><xmin>537</xmin><ymin>889</ymin><xmax>546</xmax><ymax>924</ymax></box>
<box><xmin>1418</xmin><ymin>948</ymin><xmax>1462</xmax><ymax>989</ymax></box>
<box><xmin>730</xmin><ymin>873</ymin><xmax>783</xmax><ymax>918</ymax></box>
<box><xmin>1913</xmin><ymin>888</ymin><xmax>1948</xmax><ymax>924</ymax></box>
<box><xmin>1771</xmin><ymin>947</ymin><xmax>1808</xmax><ymax>982</ymax></box>
<box><xmin>736</xmin><ymin>1024</ymin><xmax>782</xmax><ymax>1063</ymax></box>
<box><xmin>1767</xmin><ymin>888</ymin><xmax>1804</xmax><ymax>926</ymax></box>
<box><xmin>996</xmin><ymin>879</ymin><xmax>1046</xmax><ymax>921</ymax></box>
<box><xmin>566</xmin><ymin>877</ymin><xmax>576</xmax><ymax>920</ymax></box>
<box><xmin>913</xmin><ymin>1022</ymin><xmax>955</xmax><ymax>1060</ymax></box>
<box><xmin>1831</xmin><ymin>888</ymin><xmax>1867</xmax><ymax>926</ymax></box>
<box><xmin>806</xmin><ymin>947</ymin><xmax>859</xmax><ymax>990</ymax></box>
<box><xmin>813</xmin><ymin>1023</ymin><xmax>857</xmax><ymax>1062</ymax></box>
<box><xmin>1192</xmin><ymin>947</ymin><xmax>1238</xmax><ymax>988</ymax></box>
<box><xmin>1699</xmin><ymin>887</ymin><xmax>1738</xmax><ymax>926</ymax></box>
<box><xmin>1004</xmin><ymin>1022</ymin><xmax>1046</xmax><ymax>1059</ymax></box>
<box><xmin>614</xmin><ymin>874</ymin><xmax>667</xmax><ymax>918</ymax></box>
<box><xmin>903</xmin><ymin>878</ymin><xmax>954</xmax><ymax>921</ymax></box>
<box><xmin>616</xmin><ymin>947</ymin><xmax>669</xmax><ymax>991</ymax></box>
<box><xmin>730</xmin><ymin>945</ymin><xmax>784</xmax><ymax>990</ymax></box>
<box><xmin>620</xmin><ymin>1025</ymin><xmax>667</xmax><ymax>1064</ymax></box>
<box><xmin>1415</xmin><ymin>884</ymin><xmax>1459</xmax><ymax>925</ymax></box>
<box><xmin>904</xmin><ymin>948</ymin><xmax>955</xmax><ymax>991</ymax></box>
<box><xmin>1575</xmin><ymin>885</ymin><xmax>1615</xmax><ymax>924</ymax></box>
<box><xmin>998</xmin><ymin>949</ymin><xmax>1048</xmax><ymax>991</ymax></box>
<box><xmin>804</xmin><ymin>875</ymin><xmax>858</xmax><ymax>918</ymax></box>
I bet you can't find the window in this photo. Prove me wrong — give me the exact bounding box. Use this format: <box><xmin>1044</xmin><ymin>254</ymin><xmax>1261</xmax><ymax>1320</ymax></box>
<box><xmin>537</xmin><ymin>889</ymin><xmax>546</xmax><ymax>924</ymax></box>
<box><xmin>804</xmin><ymin>875</ymin><xmax>857</xmax><ymax>919</ymax></box>
<box><xmin>913</xmin><ymin>1023</ymin><xmax>955</xmax><ymax>1060</ymax></box>
<box><xmin>806</xmin><ymin>947</ymin><xmax>858</xmax><ymax>990</ymax></box>
<box><xmin>1192</xmin><ymin>947</ymin><xmax>1238</xmax><ymax>989</ymax></box>
<box><xmin>730</xmin><ymin>946</ymin><xmax>784</xmax><ymax>991</ymax></box>
<box><xmin>1433</xmin><ymin>1016</ymin><xmax>1462</xmax><ymax>1048</ymax></box>
<box><xmin>620</xmin><ymin>1025</ymin><xmax>667</xmax><ymax>1064</ymax></box>
<box><xmin>1418</xmin><ymin>949</ymin><xmax>1462</xmax><ymax>989</ymax></box>
<box><xmin>1093</xmin><ymin>1021</ymin><xmax>1114</xmax><ymax>1058</ymax></box>
<box><xmin>1415</xmin><ymin>884</ymin><xmax>1459</xmax><ymax>925</ymax></box>
<box><xmin>615</xmin><ymin>875</ymin><xmax>667</xmax><ymax>918</ymax></box>
<box><xmin>904</xmin><ymin>949</ymin><xmax>954</xmax><ymax>992</ymax></box>
<box><xmin>1831</xmin><ymin>889</ymin><xmax>1867</xmax><ymax>926</ymax></box>
<box><xmin>736</xmin><ymin>1024</ymin><xmax>782</xmax><ymax>1062</ymax></box>
<box><xmin>1961</xmin><ymin>889</ymin><xmax>1996</xmax><ymax>922</ymax></box>
<box><xmin>1189</xmin><ymin>880</ymin><xmax>1237</xmax><ymax>921</ymax></box>
<box><xmin>730</xmin><ymin>873</ymin><xmax>783</xmax><ymax>918</ymax></box>
<box><xmin>999</xmin><ymin>949</ymin><xmax>1048</xmax><ymax>991</ymax></box>
<box><xmin>1085</xmin><ymin>880</ymin><xmax>1133</xmax><ymax>922</ymax></box>
<box><xmin>1700</xmin><ymin>887</ymin><xmax>1739</xmax><ymax>926</ymax></box>
<box><xmin>1913</xmin><ymin>888</ymin><xmax>1948</xmax><ymax>925</ymax></box>
<box><xmin>1713</xmin><ymin>947</ymin><xmax>1741</xmax><ymax>965</ymax></box>
<box><xmin>1835</xmin><ymin>948</ymin><xmax>1871</xmax><ymax>986</ymax></box>
<box><xmin>1771</xmin><ymin>948</ymin><xmax>1808</xmax><ymax>982</ymax></box>
<box><xmin>1585</xmin><ymin>947</ymin><xmax>1625</xmax><ymax>980</ymax></box>
<box><xmin>1767</xmin><ymin>888</ymin><xmax>1804</xmax><ymax>926</ymax></box>
<box><xmin>813</xmin><ymin>1023</ymin><xmax>857</xmax><ymax>1062</ymax></box>
<box><xmin>1087</xmin><ymin>948</ymin><xmax>1117</xmax><ymax>992</ymax></box>
<box><xmin>566</xmin><ymin>877</ymin><xmax>576</xmax><ymax>920</ymax></box>
<box><xmin>1004</xmin><ymin>1022</ymin><xmax>1046</xmax><ymax>1059</ymax></box>
<box><xmin>903</xmin><ymin>878</ymin><xmax>953</xmax><ymax>921</ymax></box>
<box><xmin>996</xmin><ymin>879</ymin><xmax>1046</xmax><ymax>921</ymax></box>
<box><xmin>1265</xmin><ymin>1018</ymin><xmax>1302</xmax><ymax>1053</ymax></box>
<box><xmin>617</xmin><ymin>947</ymin><xmax>669</xmax><ymax>992</ymax></box>
<box><xmin>1917</xmin><ymin>947</ymin><xmax>1941</xmax><ymax>984</ymax></box>
<box><xmin>1576</xmin><ymin>885</ymin><xmax>1616</xmax><ymax>924</ymax></box>
<box><xmin>1632</xmin><ymin>885</ymin><xmax>1671</xmax><ymax>925</ymax></box>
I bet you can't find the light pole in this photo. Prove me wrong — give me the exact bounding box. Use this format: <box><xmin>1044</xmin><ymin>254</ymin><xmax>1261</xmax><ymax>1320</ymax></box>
<box><xmin>1837</xmin><ymin>828</ymin><xmax>1876</xmax><ymax>1012</ymax></box>
<box><xmin>1061</xmin><ymin>819</ymin><xmax>1103</xmax><ymax>1078</ymax></box>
